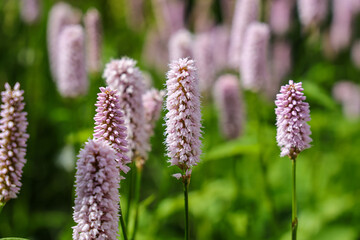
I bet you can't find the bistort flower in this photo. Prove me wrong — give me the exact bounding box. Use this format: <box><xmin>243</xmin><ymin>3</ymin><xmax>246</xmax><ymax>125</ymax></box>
<box><xmin>143</xmin><ymin>88</ymin><xmax>165</xmax><ymax>141</ymax></box>
<box><xmin>0</xmin><ymin>83</ymin><xmax>29</xmax><ymax>203</ymax></box>
<box><xmin>94</xmin><ymin>87</ymin><xmax>130</xmax><ymax>174</ymax></box>
<box><xmin>275</xmin><ymin>80</ymin><xmax>312</xmax><ymax>159</ymax></box>
<box><xmin>103</xmin><ymin>57</ymin><xmax>148</xmax><ymax>160</ymax></box>
<box><xmin>57</xmin><ymin>24</ymin><xmax>89</xmax><ymax>98</ymax></box>
<box><xmin>73</xmin><ymin>139</ymin><xmax>120</xmax><ymax>240</ymax></box>
<box><xmin>165</xmin><ymin>58</ymin><xmax>202</xmax><ymax>179</ymax></box>
<box><xmin>84</xmin><ymin>8</ymin><xmax>102</xmax><ymax>73</ymax></box>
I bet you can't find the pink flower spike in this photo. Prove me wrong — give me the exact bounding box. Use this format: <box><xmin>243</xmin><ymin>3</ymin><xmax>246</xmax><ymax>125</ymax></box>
<box><xmin>20</xmin><ymin>0</ymin><xmax>41</xmax><ymax>25</ymax></box>
<box><xmin>275</xmin><ymin>80</ymin><xmax>312</xmax><ymax>159</ymax></box>
<box><xmin>213</xmin><ymin>74</ymin><xmax>244</xmax><ymax>140</ymax></box>
<box><xmin>57</xmin><ymin>25</ymin><xmax>88</xmax><ymax>98</ymax></box>
<box><xmin>93</xmin><ymin>87</ymin><xmax>130</xmax><ymax>174</ymax></box>
<box><xmin>72</xmin><ymin>139</ymin><xmax>120</xmax><ymax>240</ymax></box>
<box><xmin>165</xmin><ymin>58</ymin><xmax>202</xmax><ymax>179</ymax></box>
<box><xmin>84</xmin><ymin>8</ymin><xmax>103</xmax><ymax>73</ymax></box>
<box><xmin>168</xmin><ymin>29</ymin><xmax>194</xmax><ymax>61</ymax></box>
<box><xmin>0</xmin><ymin>83</ymin><xmax>29</xmax><ymax>203</ymax></box>
<box><xmin>103</xmin><ymin>57</ymin><xmax>148</xmax><ymax>160</ymax></box>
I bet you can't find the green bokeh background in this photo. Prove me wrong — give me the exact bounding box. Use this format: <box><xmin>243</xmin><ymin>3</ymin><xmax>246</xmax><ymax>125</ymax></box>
<box><xmin>0</xmin><ymin>0</ymin><xmax>359</xmax><ymax>239</ymax></box>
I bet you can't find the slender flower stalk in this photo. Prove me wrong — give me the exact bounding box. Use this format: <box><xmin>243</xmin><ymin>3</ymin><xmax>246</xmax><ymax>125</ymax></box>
<box><xmin>213</xmin><ymin>74</ymin><xmax>244</xmax><ymax>140</ymax></box>
<box><xmin>240</xmin><ymin>22</ymin><xmax>270</xmax><ymax>91</ymax></box>
<box><xmin>165</xmin><ymin>58</ymin><xmax>202</xmax><ymax>239</ymax></box>
<box><xmin>275</xmin><ymin>80</ymin><xmax>312</xmax><ymax>239</ymax></box>
<box><xmin>93</xmin><ymin>87</ymin><xmax>130</xmax><ymax>174</ymax></box>
<box><xmin>72</xmin><ymin>139</ymin><xmax>121</xmax><ymax>240</ymax></box>
<box><xmin>0</xmin><ymin>83</ymin><xmax>29</xmax><ymax>208</ymax></box>
<box><xmin>47</xmin><ymin>2</ymin><xmax>81</xmax><ymax>81</ymax></box>
<box><xmin>84</xmin><ymin>8</ymin><xmax>103</xmax><ymax>73</ymax></box>
<box><xmin>57</xmin><ymin>25</ymin><xmax>89</xmax><ymax>98</ymax></box>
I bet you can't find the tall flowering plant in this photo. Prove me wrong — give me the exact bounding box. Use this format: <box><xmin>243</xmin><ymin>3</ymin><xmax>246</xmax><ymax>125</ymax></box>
<box><xmin>165</xmin><ymin>58</ymin><xmax>202</xmax><ymax>240</ymax></box>
<box><xmin>275</xmin><ymin>80</ymin><xmax>312</xmax><ymax>240</ymax></box>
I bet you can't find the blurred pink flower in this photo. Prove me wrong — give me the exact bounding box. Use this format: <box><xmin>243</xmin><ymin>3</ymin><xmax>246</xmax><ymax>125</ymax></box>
<box><xmin>57</xmin><ymin>25</ymin><xmax>88</xmax><ymax>98</ymax></box>
<box><xmin>297</xmin><ymin>0</ymin><xmax>328</xmax><ymax>30</ymax></box>
<box><xmin>20</xmin><ymin>0</ymin><xmax>41</xmax><ymax>24</ymax></box>
<box><xmin>270</xmin><ymin>0</ymin><xmax>294</xmax><ymax>35</ymax></box>
<box><xmin>333</xmin><ymin>81</ymin><xmax>360</xmax><ymax>119</ymax></box>
<box><xmin>169</xmin><ymin>29</ymin><xmax>194</xmax><ymax>61</ymax></box>
<box><xmin>84</xmin><ymin>8</ymin><xmax>102</xmax><ymax>73</ymax></box>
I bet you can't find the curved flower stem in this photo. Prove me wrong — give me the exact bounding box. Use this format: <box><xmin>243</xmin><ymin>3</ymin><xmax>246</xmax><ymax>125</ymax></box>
<box><xmin>0</xmin><ymin>201</ymin><xmax>5</xmax><ymax>215</ymax></box>
<box><xmin>119</xmin><ymin>202</ymin><xmax>128</xmax><ymax>240</ymax></box>
<box><xmin>131</xmin><ymin>163</ymin><xmax>143</xmax><ymax>240</ymax></box>
<box><xmin>291</xmin><ymin>158</ymin><xmax>298</xmax><ymax>240</ymax></box>
<box><xmin>183</xmin><ymin>178</ymin><xmax>190</xmax><ymax>240</ymax></box>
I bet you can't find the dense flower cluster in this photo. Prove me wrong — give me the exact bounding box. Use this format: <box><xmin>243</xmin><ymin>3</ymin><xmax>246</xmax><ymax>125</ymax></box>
<box><xmin>213</xmin><ymin>74</ymin><xmax>243</xmax><ymax>140</ymax></box>
<box><xmin>73</xmin><ymin>139</ymin><xmax>120</xmax><ymax>240</ymax></box>
<box><xmin>94</xmin><ymin>87</ymin><xmax>130</xmax><ymax>174</ymax></box>
<box><xmin>165</xmin><ymin>58</ymin><xmax>202</xmax><ymax>179</ymax></box>
<box><xmin>241</xmin><ymin>22</ymin><xmax>270</xmax><ymax>91</ymax></box>
<box><xmin>142</xmin><ymin>89</ymin><xmax>165</xmax><ymax>140</ymax></box>
<box><xmin>47</xmin><ymin>2</ymin><xmax>80</xmax><ymax>81</ymax></box>
<box><xmin>84</xmin><ymin>8</ymin><xmax>102</xmax><ymax>73</ymax></box>
<box><xmin>0</xmin><ymin>83</ymin><xmax>29</xmax><ymax>203</ymax></box>
<box><xmin>103</xmin><ymin>58</ymin><xmax>148</xmax><ymax>159</ymax></box>
<box><xmin>228</xmin><ymin>0</ymin><xmax>259</xmax><ymax>68</ymax></box>
<box><xmin>57</xmin><ymin>25</ymin><xmax>88</xmax><ymax>98</ymax></box>
<box><xmin>275</xmin><ymin>80</ymin><xmax>312</xmax><ymax>159</ymax></box>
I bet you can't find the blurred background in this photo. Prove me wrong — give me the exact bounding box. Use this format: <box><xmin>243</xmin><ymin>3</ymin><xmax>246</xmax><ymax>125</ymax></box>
<box><xmin>0</xmin><ymin>0</ymin><xmax>360</xmax><ymax>239</ymax></box>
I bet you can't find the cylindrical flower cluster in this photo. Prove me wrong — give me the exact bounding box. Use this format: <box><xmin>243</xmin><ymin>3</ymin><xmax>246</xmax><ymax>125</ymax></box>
<box><xmin>193</xmin><ymin>31</ymin><xmax>215</xmax><ymax>93</ymax></box>
<box><xmin>20</xmin><ymin>0</ymin><xmax>41</xmax><ymax>25</ymax></box>
<box><xmin>84</xmin><ymin>8</ymin><xmax>102</xmax><ymax>73</ymax></box>
<box><xmin>165</xmin><ymin>58</ymin><xmax>202</xmax><ymax>179</ymax></box>
<box><xmin>333</xmin><ymin>81</ymin><xmax>360</xmax><ymax>119</ymax></box>
<box><xmin>168</xmin><ymin>29</ymin><xmax>193</xmax><ymax>61</ymax></box>
<box><xmin>275</xmin><ymin>80</ymin><xmax>312</xmax><ymax>159</ymax></box>
<box><xmin>47</xmin><ymin>2</ymin><xmax>81</xmax><ymax>81</ymax></box>
<box><xmin>213</xmin><ymin>74</ymin><xmax>243</xmax><ymax>140</ymax></box>
<box><xmin>329</xmin><ymin>0</ymin><xmax>354</xmax><ymax>53</ymax></box>
<box><xmin>269</xmin><ymin>0</ymin><xmax>294</xmax><ymax>36</ymax></box>
<box><xmin>0</xmin><ymin>83</ymin><xmax>29</xmax><ymax>203</ymax></box>
<box><xmin>94</xmin><ymin>87</ymin><xmax>130</xmax><ymax>174</ymax></box>
<box><xmin>211</xmin><ymin>26</ymin><xmax>230</xmax><ymax>73</ymax></box>
<box><xmin>73</xmin><ymin>139</ymin><xmax>120</xmax><ymax>240</ymax></box>
<box><xmin>57</xmin><ymin>25</ymin><xmax>89</xmax><ymax>98</ymax></box>
<box><xmin>228</xmin><ymin>0</ymin><xmax>259</xmax><ymax>68</ymax></box>
<box><xmin>297</xmin><ymin>0</ymin><xmax>328</xmax><ymax>30</ymax></box>
<box><xmin>103</xmin><ymin>57</ymin><xmax>148</xmax><ymax>160</ymax></box>
<box><xmin>142</xmin><ymin>89</ymin><xmax>165</xmax><ymax>140</ymax></box>
<box><xmin>240</xmin><ymin>22</ymin><xmax>270</xmax><ymax>91</ymax></box>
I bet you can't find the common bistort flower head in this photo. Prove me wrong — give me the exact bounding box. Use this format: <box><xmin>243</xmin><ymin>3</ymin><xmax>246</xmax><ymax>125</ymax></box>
<box><xmin>84</xmin><ymin>8</ymin><xmax>102</xmax><ymax>73</ymax></box>
<box><xmin>94</xmin><ymin>87</ymin><xmax>130</xmax><ymax>174</ymax></box>
<box><xmin>275</xmin><ymin>80</ymin><xmax>312</xmax><ymax>159</ymax></box>
<box><xmin>0</xmin><ymin>83</ymin><xmax>29</xmax><ymax>203</ymax></box>
<box><xmin>165</xmin><ymin>58</ymin><xmax>202</xmax><ymax>180</ymax></box>
<box><xmin>103</xmin><ymin>57</ymin><xmax>148</xmax><ymax>160</ymax></box>
<box><xmin>73</xmin><ymin>139</ymin><xmax>120</xmax><ymax>240</ymax></box>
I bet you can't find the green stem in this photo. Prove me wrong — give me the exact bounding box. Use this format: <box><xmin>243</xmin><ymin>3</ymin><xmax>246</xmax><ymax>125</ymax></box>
<box><xmin>126</xmin><ymin>162</ymin><xmax>135</xmax><ymax>227</ymax></box>
<box><xmin>0</xmin><ymin>201</ymin><xmax>5</xmax><ymax>215</ymax></box>
<box><xmin>131</xmin><ymin>166</ymin><xmax>143</xmax><ymax>240</ymax></box>
<box><xmin>291</xmin><ymin>158</ymin><xmax>298</xmax><ymax>240</ymax></box>
<box><xmin>119</xmin><ymin>202</ymin><xmax>128</xmax><ymax>240</ymax></box>
<box><xmin>183</xmin><ymin>178</ymin><xmax>190</xmax><ymax>240</ymax></box>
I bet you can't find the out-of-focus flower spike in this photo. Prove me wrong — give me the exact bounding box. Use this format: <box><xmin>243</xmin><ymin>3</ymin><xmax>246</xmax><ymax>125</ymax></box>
<box><xmin>269</xmin><ymin>0</ymin><xmax>294</xmax><ymax>36</ymax></box>
<box><xmin>103</xmin><ymin>57</ymin><xmax>149</xmax><ymax>160</ymax></box>
<box><xmin>165</xmin><ymin>58</ymin><xmax>202</xmax><ymax>180</ymax></box>
<box><xmin>240</xmin><ymin>22</ymin><xmax>270</xmax><ymax>91</ymax></box>
<box><xmin>228</xmin><ymin>0</ymin><xmax>259</xmax><ymax>69</ymax></box>
<box><xmin>0</xmin><ymin>83</ymin><xmax>29</xmax><ymax>203</ymax></box>
<box><xmin>169</xmin><ymin>29</ymin><xmax>194</xmax><ymax>61</ymax></box>
<box><xmin>72</xmin><ymin>139</ymin><xmax>120</xmax><ymax>240</ymax></box>
<box><xmin>213</xmin><ymin>74</ymin><xmax>244</xmax><ymax>140</ymax></box>
<box><xmin>20</xmin><ymin>0</ymin><xmax>41</xmax><ymax>24</ymax></box>
<box><xmin>333</xmin><ymin>81</ymin><xmax>360</xmax><ymax>120</ymax></box>
<box><xmin>57</xmin><ymin>25</ymin><xmax>88</xmax><ymax>98</ymax></box>
<box><xmin>275</xmin><ymin>80</ymin><xmax>312</xmax><ymax>159</ymax></box>
<box><xmin>84</xmin><ymin>8</ymin><xmax>102</xmax><ymax>73</ymax></box>
<box><xmin>297</xmin><ymin>0</ymin><xmax>328</xmax><ymax>30</ymax></box>
<box><xmin>47</xmin><ymin>2</ymin><xmax>81</xmax><ymax>81</ymax></box>
<box><xmin>143</xmin><ymin>89</ymin><xmax>165</xmax><ymax>141</ymax></box>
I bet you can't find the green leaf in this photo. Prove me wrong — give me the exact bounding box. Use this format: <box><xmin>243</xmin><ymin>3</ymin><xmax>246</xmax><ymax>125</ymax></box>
<box><xmin>302</xmin><ymin>81</ymin><xmax>337</xmax><ymax>110</ymax></box>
